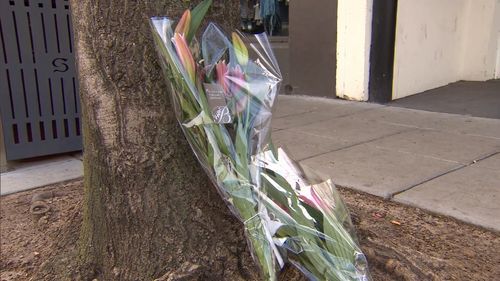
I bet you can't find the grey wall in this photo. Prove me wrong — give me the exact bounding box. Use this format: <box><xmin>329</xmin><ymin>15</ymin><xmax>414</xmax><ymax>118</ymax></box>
<box><xmin>289</xmin><ymin>0</ymin><xmax>337</xmax><ymax>97</ymax></box>
<box><xmin>269</xmin><ymin>37</ymin><xmax>290</xmax><ymax>92</ymax></box>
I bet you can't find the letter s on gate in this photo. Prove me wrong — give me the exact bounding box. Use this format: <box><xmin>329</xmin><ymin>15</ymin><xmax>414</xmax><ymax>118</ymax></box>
<box><xmin>52</xmin><ymin>58</ymin><xmax>69</xmax><ymax>73</ymax></box>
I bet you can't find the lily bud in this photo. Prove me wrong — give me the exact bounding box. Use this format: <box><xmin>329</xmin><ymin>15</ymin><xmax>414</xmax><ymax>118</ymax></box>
<box><xmin>175</xmin><ymin>10</ymin><xmax>191</xmax><ymax>36</ymax></box>
<box><xmin>232</xmin><ymin>32</ymin><xmax>249</xmax><ymax>66</ymax></box>
<box><xmin>173</xmin><ymin>33</ymin><xmax>196</xmax><ymax>83</ymax></box>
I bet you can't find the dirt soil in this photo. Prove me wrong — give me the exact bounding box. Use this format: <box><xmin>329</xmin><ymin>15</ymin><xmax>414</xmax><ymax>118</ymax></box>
<box><xmin>1</xmin><ymin>179</ymin><xmax>499</xmax><ymax>281</ymax></box>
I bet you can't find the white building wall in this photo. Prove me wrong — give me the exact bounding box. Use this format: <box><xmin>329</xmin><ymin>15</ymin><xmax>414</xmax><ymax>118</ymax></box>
<box><xmin>393</xmin><ymin>0</ymin><xmax>500</xmax><ymax>100</ymax></box>
<box><xmin>496</xmin><ymin>34</ymin><xmax>500</xmax><ymax>79</ymax></box>
<box><xmin>492</xmin><ymin>0</ymin><xmax>500</xmax><ymax>79</ymax></box>
<box><xmin>336</xmin><ymin>0</ymin><xmax>373</xmax><ymax>101</ymax></box>
<box><xmin>460</xmin><ymin>0</ymin><xmax>500</xmax><ymax>80</ymax></box>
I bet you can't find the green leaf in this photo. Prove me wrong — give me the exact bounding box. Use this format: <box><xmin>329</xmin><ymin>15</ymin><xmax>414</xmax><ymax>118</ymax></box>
<box><xmin>187</xmin><ymin>0</ymin><xmax>213</xmax><ymax>43</ymax></box>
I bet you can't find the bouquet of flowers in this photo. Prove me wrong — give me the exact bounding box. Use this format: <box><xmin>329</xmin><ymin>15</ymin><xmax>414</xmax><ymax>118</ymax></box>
<box><xmin>150</xmin><ymin>1</ymin><xmax>370</xmax><ymax>280</ymax></box>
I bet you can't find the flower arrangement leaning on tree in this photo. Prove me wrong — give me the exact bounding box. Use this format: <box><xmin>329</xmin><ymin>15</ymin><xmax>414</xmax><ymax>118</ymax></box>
<box><xmin>150</xmin><ymin>1</ymin><xmax>371</xmax><ymax>280</ymax></box>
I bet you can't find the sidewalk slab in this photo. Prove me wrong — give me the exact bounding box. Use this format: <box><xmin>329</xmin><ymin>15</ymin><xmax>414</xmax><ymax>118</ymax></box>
<box><xmin>273</xmin><ymin>95</ymin><xmax>379</xmax><ymax>118</ymax></box>
<box><xmin>369</xmin><ymin>129</ymin><xmax>500</xmax><ymax>164</ymax></box>
<box><xmin>273</xmin><ymin>111</ymin><xmax>338</xmax><ymax>131</ymax></box>
<box><xmin>300</xmin><ymin>143</ymin><xmax>460</xmax><ymax>198</ymax></box>
<box><xmin>274</xmin><ymin>99</ymin><xmax>317</xmax><ymax>118</ymax></box>
<box><xmin>288</xmin><ymin>114</ymin><xmax>411</xmax><ymax>145</ymax></box>
<box><xmin>1</xmin><ymin>155</ymin><xmax>75</xmax><ymax>172</ymax></box>
<box><xmin>273</xmin><ymin>109</ymin><xmax>370</xmax><ymax>131</ymax></box>
<box><xmin>272</xmin><ymin>129</ymin><xmax>348</xmax><ymax>160</ymax></box>
<box><xmin>0</xmin><ymin>157</ymin><xmax>83</xmax><ymax>195</ymax></box>
<box><xmin>395</xmin><ymin>153</ymin><xmax>500</xmax><ymax>232</ymax></box>
<box><xmin>476</xmin><ymin>152</ymin><xmax>500</xmax><ymax>169</ymax></box>
<box><xmin>355</xmin><ymin>106</ymin><xmax>500</xmax><ymax>139</ymax></box>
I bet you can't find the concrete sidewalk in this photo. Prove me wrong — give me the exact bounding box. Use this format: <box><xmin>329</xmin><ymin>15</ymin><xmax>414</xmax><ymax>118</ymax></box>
<box><xmin>0</xmin><ymin>154</ymin><xmax>83</xmax><ymax>196</ymax></box>
<box><xmin>1</xmin><ymin>95</ymin><xmax>499</xmax><ymax>232</ymax></box>
<box><xmin>273</xmin><ymin>96</ymin><xmax>500</xmax><ymax>232</ymax></box>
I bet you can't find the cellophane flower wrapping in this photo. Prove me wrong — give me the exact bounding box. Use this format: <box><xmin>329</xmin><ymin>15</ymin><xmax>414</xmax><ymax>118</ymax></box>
<box><xmin>150</xmin><ymin>10</ymin><xmax>371</xmax><ymax>281</ymax></box>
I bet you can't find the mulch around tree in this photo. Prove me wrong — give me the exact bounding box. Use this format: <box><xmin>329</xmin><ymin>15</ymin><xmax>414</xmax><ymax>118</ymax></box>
<box><xmin>1</xmin><ymin>179</ymin><xmax>499</xmax><ymax>280</ymax></box>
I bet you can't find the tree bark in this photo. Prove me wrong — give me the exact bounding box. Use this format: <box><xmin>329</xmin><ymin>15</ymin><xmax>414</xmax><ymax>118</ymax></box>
<box><xmin>69</xmin><ymin>1</ymin><xmax>294</xmax><ymax>280</ymax></box>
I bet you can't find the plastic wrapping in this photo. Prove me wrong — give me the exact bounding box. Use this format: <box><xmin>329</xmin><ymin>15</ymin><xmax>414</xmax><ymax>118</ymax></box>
<box><xmin>150</xmin><ymin>9</ymin><xmax>370</xmax><ymax>281</ymax></box>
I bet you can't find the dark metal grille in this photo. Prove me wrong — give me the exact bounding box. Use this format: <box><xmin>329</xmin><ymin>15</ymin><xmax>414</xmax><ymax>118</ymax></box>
<box><xmin>1</xmin><ymin>0</ymin><xmax>81</xmax><ymax>160</ymax></box>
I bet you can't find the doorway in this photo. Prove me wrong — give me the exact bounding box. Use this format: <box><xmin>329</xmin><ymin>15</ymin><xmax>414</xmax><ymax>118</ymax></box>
<box><xmin>238</xmin><ymin>0</ymin><xmax>337</xmax><ymax>98</ymax></box>
<box><xmin>289</xmin><ymin>0</ymin><xmax>337</xmax><ymax>97</ymax></box>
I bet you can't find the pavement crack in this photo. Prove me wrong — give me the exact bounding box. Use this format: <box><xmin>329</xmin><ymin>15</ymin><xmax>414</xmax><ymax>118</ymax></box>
<box><xmin>390</xmin><ymin>151</ymin><xmax>500</xmax><ymax>199</ymax></box>
<box><xmin>297</xmin><ymin>128</ymin><xmax>415</xmax><ymax>161</ymax></box>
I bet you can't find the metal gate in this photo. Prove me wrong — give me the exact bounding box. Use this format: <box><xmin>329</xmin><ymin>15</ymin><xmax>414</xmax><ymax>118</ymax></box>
<box><xmin>0</xmin><ymin>0</ymin><xmax>81</xmax><ymax>160</ymax></box>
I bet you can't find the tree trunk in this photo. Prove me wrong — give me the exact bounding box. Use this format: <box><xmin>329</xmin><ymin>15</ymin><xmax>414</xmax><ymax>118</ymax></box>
<box><xmin>70</xmin><ymin>1</ymin><xmax>298</xmax><ymax>280</ymax></box>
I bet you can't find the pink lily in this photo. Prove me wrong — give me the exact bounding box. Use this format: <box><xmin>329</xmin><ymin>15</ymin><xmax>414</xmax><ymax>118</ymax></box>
<box><xmin>172</xmin><ymin>33</ymin><xmax>196</xmax><ymax>83</ymax></box>
<box><xmin>227</xmin><ymin>65</ymin><xmax>246</xmax><ymax>92</ymax></box>
<box><xmin>299</xmin><ymin>186</ymin><xmax>329</xmax><ymax>211</ymax></box>
<box><xmin>216</xmin><ymin>61</ymin><xmax>230</xmax><ymax>96</ymax></box>
<box><xmin>174</xmin><ymin>10</ymin><xmax>191</xmax><ymax>36</ymax></box>
<box><xmin>227</xmin><ymin>65</ymin><xmax>248</xmax><ymax>113</ymax></box>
